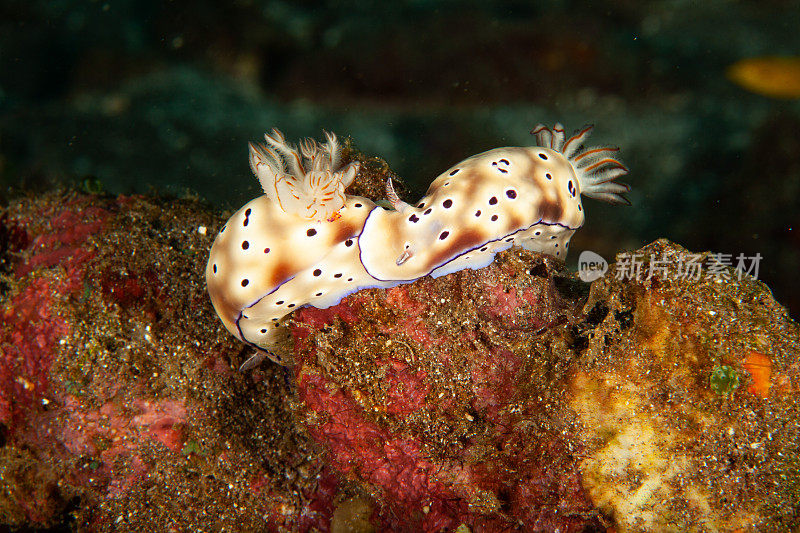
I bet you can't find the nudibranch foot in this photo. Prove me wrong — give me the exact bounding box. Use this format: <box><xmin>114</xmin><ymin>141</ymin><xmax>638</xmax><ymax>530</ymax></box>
<box><xmin>206</xmin><ymin>125</ymin><xmax>630</xmax><ymax>368</ymax></box>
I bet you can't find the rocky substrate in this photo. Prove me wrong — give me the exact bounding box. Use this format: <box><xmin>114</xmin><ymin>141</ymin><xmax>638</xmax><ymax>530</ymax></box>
<box><xmin>2</xmin><ymin>185</ymin><xmax>798</xmax><ymax>532</ymax></box>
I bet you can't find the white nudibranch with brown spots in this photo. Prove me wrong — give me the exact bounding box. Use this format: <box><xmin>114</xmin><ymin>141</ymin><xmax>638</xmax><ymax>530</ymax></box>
<box><xmin>206</xmin><ymin>124</ymin><xmax>629</xmax><ymax>367</ymax></box>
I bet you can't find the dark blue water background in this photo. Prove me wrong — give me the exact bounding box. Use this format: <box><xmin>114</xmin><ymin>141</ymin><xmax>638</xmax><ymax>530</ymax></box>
<box><xmin>1</xmin><ymin>0</ymin><xmax>798</xmax><ymax>313</ymax></box>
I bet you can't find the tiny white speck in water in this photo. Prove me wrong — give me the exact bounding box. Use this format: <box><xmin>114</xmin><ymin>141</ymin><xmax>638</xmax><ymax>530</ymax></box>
<box><xmin>198</xmin><ymin>226</ymin><xmax>207</xmax><ymax>235</ymax></box>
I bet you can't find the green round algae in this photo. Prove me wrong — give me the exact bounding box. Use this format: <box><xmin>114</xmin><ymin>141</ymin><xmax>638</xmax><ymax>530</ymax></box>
<box><xmin>709</xmin><ymin>364</ymin><xmax>741</xmax><ymax>396</ymax></box>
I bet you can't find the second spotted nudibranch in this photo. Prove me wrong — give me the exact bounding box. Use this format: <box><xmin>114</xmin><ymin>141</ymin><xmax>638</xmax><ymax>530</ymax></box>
<box><xmin>206</xmin><ymin>124</ymin><xmax>629</xmax><ymax>367</ymax></box>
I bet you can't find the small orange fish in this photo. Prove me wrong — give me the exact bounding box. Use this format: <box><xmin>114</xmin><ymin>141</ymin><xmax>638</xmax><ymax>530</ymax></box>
<box><xmin>727</xmin><ymin>56</ymin><xmax>800</xmax><ymax>99</ymax></box>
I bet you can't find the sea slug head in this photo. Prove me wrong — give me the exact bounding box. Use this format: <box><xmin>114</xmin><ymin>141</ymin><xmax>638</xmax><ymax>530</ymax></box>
<box><xmin>249</xmin><ymin>129</ymin><xmax>360</xmax><ymax>222</ymax></box>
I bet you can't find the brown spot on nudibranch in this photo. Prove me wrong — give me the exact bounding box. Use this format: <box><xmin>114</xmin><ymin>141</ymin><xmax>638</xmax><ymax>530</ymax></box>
<box><xmin>538</xmin><ymin>197</ymin><xmax>563</xmax><ymax>222</ymax></box>
<box><xmin>506</xmin><ymin>214</ymin><xmax>524</xmax><ymax>233</ymax></box>
<box><xmin>268</xmin><ymin>262</ymin><xmax>295</xmax><ymax>288</ymax></box>
<box><xmin>428</xmin><ymin>230</ymin><xmax>486</xmax><ymax>268</ymax></box>
<box><xmin>332</xmin><ymin>218</ymin><xmax>364</xmax><ymax>244</ymax></box>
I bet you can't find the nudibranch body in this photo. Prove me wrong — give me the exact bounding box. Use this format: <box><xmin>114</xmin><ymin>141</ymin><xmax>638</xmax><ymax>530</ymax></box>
<box><xmin>206</xmin><ymin>124</ymin><xmax>629</xmax><ymax>366</ymax></box>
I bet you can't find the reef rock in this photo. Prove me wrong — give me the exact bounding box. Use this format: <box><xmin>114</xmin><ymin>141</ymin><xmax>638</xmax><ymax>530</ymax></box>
<box><xmin>292</xmin><ymin>239</ymin><xmax>800</xmax><ymax>532</ymax></box>
<box><xmin>2</xmin><ymin>185</ymin><xmax>798</xmax><ymax>531</ymax></box>
<box><xmin>0</xmin><ymin>190</ymin><xmax>361</xmax><ymax>531</ymax></box>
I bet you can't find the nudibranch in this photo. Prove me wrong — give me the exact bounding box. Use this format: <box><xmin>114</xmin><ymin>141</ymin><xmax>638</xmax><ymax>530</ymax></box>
<box><xmin>206</xmin><ymin>124</ymin><xmax>629</xmax><ymax>367</ymax></box>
